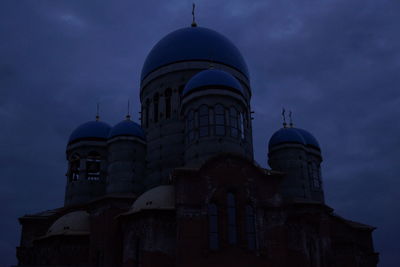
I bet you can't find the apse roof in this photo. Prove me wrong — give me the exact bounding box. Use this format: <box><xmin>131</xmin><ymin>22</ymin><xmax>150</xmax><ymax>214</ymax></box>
<box><xmin>130</xmin><ymin>185</ymin><xmax>175</xmax><ymax>213</ymax></box>
<box><xmin>46</xmin><ymin>211</ymin><xmax>90</xmax><ymax>237</ymax></box>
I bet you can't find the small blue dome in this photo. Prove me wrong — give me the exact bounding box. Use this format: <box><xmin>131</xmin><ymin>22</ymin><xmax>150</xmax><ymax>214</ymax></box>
<box><xmin>268</xmin><ymin>127</ymin><xmax>320</xmax><ymax>150</ymax></box>
<box><xmin>182</xmin><ymin>69</ymin><xmax>244</xmax><ymax>96</ymax></box>
<box><xmin>141</xmin><ymin>27</ymin><xmax>249</xmax><ymax>81</ymax></box>
<box><xmin>269</xmin><ymin>128</ymin><xmax>306</xmax><ymax>148</ymax></box>
<box><xmin>295</xmin><ymin>128</ymin><xmax>320</xmax><ymax>149</ymax></box>
<box><xmin>109</xmin><ymin>119</ymin><xmax>146</xmax><ymax>140</ymax></box>
<box><xmin>69</xmin><ymin>121</ymin><xmax>111</xmax><ymax>144</ymax></box>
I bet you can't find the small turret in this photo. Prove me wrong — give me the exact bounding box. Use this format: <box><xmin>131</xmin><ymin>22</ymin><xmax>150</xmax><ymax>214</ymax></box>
<box><xmin>106</xmin><ymin>117</ymin><xmax>146</xmax><ymax>195</ymax></box>
<box><xmin>65</xmin><ymin>119</ymin><xmax>111</xmax><ymax>206</ymax></box>
<box><xmin>268</xmin><ymin>122</ymin><xmax>324</xmax><ymax>203</ymax></box>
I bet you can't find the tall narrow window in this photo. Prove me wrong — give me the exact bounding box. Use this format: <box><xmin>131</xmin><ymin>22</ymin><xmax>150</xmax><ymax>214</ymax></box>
<box><xmin>240</xmin><ymin>112</ymin><xmax>245</xmax><ymax>139</ymax></box>
<box><xmin>214</xmin><ymin>104</ymin><xmax>225</xmax><ymax>136</ymax></box>
<box><xmin>229</xmin><ymin>107</ymin><xmax>239</xmax><ymax>138</ymax></box>
<box><xmin>70</xmin><ymin>154</ymin><xmax>80</xmax><ymax>181</ymax></box>
<box><xmin>165</xmin><ymin>88</ymin><xmax>172</xmax><ymax>119</ymax></box>
<box><xmin>187</xmin><ymin>110</ymin><xmax>195</xmax><ymax>143</ymax></box>
<box><xmin>145</xmin><ymin>99</ymin><xmax>150</xmax><ymax>128</ymax></box>
<box><xmin>310</xmin><ymin>162</ymin><xmax>321</xmax><ymax>189</ymax></box>
<box><xmin>245</xmin><ymin>205</ymin><xmax>256</xmax><ymax>250</ymax></box>
<box><xmin>86</xmin><ymin>152</ymin><xmax>101</xmax><ymax>181</ymax></box>
<box><xmin>208</xmin><ymin>203</ymin><xmax>219</xmax><ymax>250</ymax></box>
<box><xmin>198</xmin><ymin>105</ymin><xmax>209</xmax><ymax>137</ymax></box>
<box><xmin>153</xmin><ymin>93</ymin><xmax>159</xmax><ymax>123</ymax></box>
<box><xmin>227</xmin><ymin>193</ymin><xmax>237</xmax><ymax>244</ymax></box>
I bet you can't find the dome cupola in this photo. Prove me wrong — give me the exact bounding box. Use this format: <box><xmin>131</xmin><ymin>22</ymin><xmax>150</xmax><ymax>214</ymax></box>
<box><xmin>68</xmin><ymin>120</ymin><xmax>111</xmax><ymax>144</ymax></box>
<box><xmin>106</xmin><ymin>116</ymin><xmax>147</xmax><ymax>195</ymax></box>
<box><xmin>108</xmin><ymin>117</ymin><xmax>145</xmax><ymax>140</ymax></box>
<box><xmin>268</xmin><ymin>127</ymin><xmax>320</xmax><ymax>151</ymax></box>
<box><xmin>141</xmin><ymin>27</ymin><xmax>249</xmax><ymax>81</ymax></box>
<box><xmin>268</xmin><ymin>122</ymin><xmax>324</xmax><ymax>203</ymax></box>
<box><xmin>182</xmin><ymin>69</ymin><xmax>244</xmax><ymax>97</ymax></box>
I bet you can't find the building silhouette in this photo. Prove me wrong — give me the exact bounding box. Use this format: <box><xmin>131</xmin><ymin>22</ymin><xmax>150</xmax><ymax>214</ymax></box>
<box><xmin>15</xmin><ymin>22</ymin><xmax>379</xmax><ymax>267</ymax></box>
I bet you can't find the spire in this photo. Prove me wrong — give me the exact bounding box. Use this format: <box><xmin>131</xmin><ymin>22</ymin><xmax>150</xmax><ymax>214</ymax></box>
<box><xmin>282</xmin><ymin>108</ymin><xmax>287</xmax><ymax>128</ymax></box>
<box><xmin>126</xmin><ymin>100</ymin><xmax>131</xmax><ymax>120</ymax></box>
<box><xmin>96</xmin><ymin>103</ymin><xmax>100</xmax><ymax>121</ymax></box>
<box><xmin>289</xmin><ymin>110</ymin><xmax>294</xmax><ymax>127</ymax></box>
<box><xmin>191</xmin><ymin>3</ymin><xmax>197</xmax><ymax>27</ymax></box>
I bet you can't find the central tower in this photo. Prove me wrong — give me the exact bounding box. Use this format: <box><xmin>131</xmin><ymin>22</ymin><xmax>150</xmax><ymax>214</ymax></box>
<box><xmin>140</xmin><ymin>24</ymin><xmax>253</xmax><ymax>188</ymax></box>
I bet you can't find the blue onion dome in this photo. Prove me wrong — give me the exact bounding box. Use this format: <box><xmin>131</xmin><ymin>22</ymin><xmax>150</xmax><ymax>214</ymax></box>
<box><xmin>182</xmin><ymin>69</ymin><xmax>244</xmax><ymax>97</ymax></box>
<box><xmin>141</xmin><ymin>27</ymin><xmax>249</xmax><ymax>81</ymax></box>
<box><xmin>269</xmin><ymin>127</ymin><xmax>306</xmax><ymax>149</ymax></box>
<box><xmin>68</xmin><ymin>120</ymin><xmax>112</xmax><ymax>144</ymax></box>
<box><xmin>295</xmin><ymin>128</ymin><xmax>320</xmax><ymax>149</ymax></box>
<box><xmin>108</xmin><ymin>118</ymin><xmax>145</xmax><ymax>140</ymax></box>
<box><xmin>268</xmin><ymin>127</ymin><xmax>320</xmax><ymax>150</ymax></box>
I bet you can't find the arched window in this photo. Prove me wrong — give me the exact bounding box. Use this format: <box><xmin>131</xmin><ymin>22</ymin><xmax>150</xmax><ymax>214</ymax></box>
<box><xmin>240</xmin><ymin>112</ymin><xmax>245</xmax><ymax>139</ymax></box>
<box><xmin>245</xmin><ymin>205</ymin><xmax>256</xmax><ymax>250</ymax></box>
<box><xmin>145</xmin><ymin>99</ymin><xmax>150</xmax><ymax>128</ymax></box>
<box><xmin>70</xmin><ymin>154</ymin><xmax>80</xmax><ymax>181</ymax></box>
<box><xmin>244</xmin><ymin>110</ymin><xmax>249</xmax><ymax>129</ymax></box>
<box><xmin>199</xmin><ymin>105</ymin><xmax>209</xmax><ymax>137</ymax></box>
<box><xmin>214</xmin><ymin>104</ymin><xmax>225</xmax><ymax>136</ymax></box>
<box><xmin>227</xmin><ymin>192</ymin><xmax>237</xmax><ymax>244</ymax></box>
<box><xmin>208</xmin><ymin>203</ymin><xmax>219</xmax><ymax>250</ymax></box>
<box><xmin>310</xmin><ymin>162</ymin><xmax>321</xmax><ymax>189</ymax></box>
<box><xmin>229</xmin><ymin>107</ymin><xmax>239</xmax><ymax>138</ymax></box>
<box><xmin>187</xmin><ymin>110</ymin><xmax>195</xmax><ymax>143</ymax></box>
<box><xmin>86</xmin><ymin>152</ymin><xmax>101</xmax><ymax>181</ymax></box>
<box><xmin>153</xmin><ymin>93</ymin><xmax>159</xmax><ymax>123</ymax></box>
<box><xmin>165</xmin><ymin>88</ymin><xmax>172</xmax><ymax>119</ymax></box>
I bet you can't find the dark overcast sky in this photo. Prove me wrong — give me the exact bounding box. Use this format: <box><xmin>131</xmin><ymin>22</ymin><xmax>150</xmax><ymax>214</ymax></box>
<box><xmin>1</xmin><ymin>0</ymin><xmax>399</xmax><ymax>266</ymax></box>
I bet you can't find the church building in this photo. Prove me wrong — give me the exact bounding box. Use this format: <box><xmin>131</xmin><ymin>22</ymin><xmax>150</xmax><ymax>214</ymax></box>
<box><xmin>15</xmin><ymin>19</ymin><xmax>379</xmax><ymax>267</ymax></box>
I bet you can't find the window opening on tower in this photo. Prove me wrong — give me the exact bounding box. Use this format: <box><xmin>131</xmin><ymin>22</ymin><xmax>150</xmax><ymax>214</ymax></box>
<box><xmin>86</xmin><ymin>151</ymin><xmax>101</xmax><ymax>181</ymax></box>
<box><xmin>214</xmin><ymin>104</ymin><xmax>225</xmax><ymax>136</ymax></box>
<box><xmin>199</xmin><ymin>105</ymin><xmax>209</xmax><ymax>137</ymax></box>
<box><xmin>153</xmin><ymin>93</ymin><xmax>159</xmax><ymax>123</ymax></box>
<box><xmin>69</xmin><ymin>154</ymin><xmax>80</xmax><ymax>181</ymax></box>
<box><xmin>165</xmin><ymin>88</ymin><xmax>172</xmax><ymax>119</ymax></box>
<box><xmin>229</xmin><ymin>107</ymin><xmax>239</xmax><ymax>138</ymax></box>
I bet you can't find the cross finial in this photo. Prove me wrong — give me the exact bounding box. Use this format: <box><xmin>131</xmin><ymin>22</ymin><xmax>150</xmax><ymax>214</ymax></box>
<box><xmin>126</xmin><ymin>100</ymin><xmax>131</xmax><ymax>120</ymax></box>
<box><xmin>96</xmin><ymin>103</ymin><xmax>100</xmax><ymax>121</ymax></box>
<box><xmin>282</xmin><ymin>108</ymin><xmax>287</xmax><ymax>128</ymax></box>
<box><xmin>191</xmin><ymin>3</ymin><xmax>197</xmax><ymax>27</ymax></box>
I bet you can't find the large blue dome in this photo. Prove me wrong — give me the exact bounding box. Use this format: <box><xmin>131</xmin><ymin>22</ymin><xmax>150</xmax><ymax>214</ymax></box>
<box><xmin>68</xmin><ymin>121</ymin><xmax>112</xmax><ymax>144</ymax></box>
<box><xmin>109</xmin><ymin>119</ymin><xmax>145</xmax><ymax>140</ymax></box>
<box><xmin>269</xmin><ymin>127</ymin><xmax>320</xmax><ymax>150</ymax></box>
<box><xmin>182</xmin><ymin>69</ymin><xmax>244</xmax><ymax>96</ymax></box>
<box><xmin>141</xmin><ymin>27</ymin><xmax>249</xmax><ymax>81</ymax></box>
